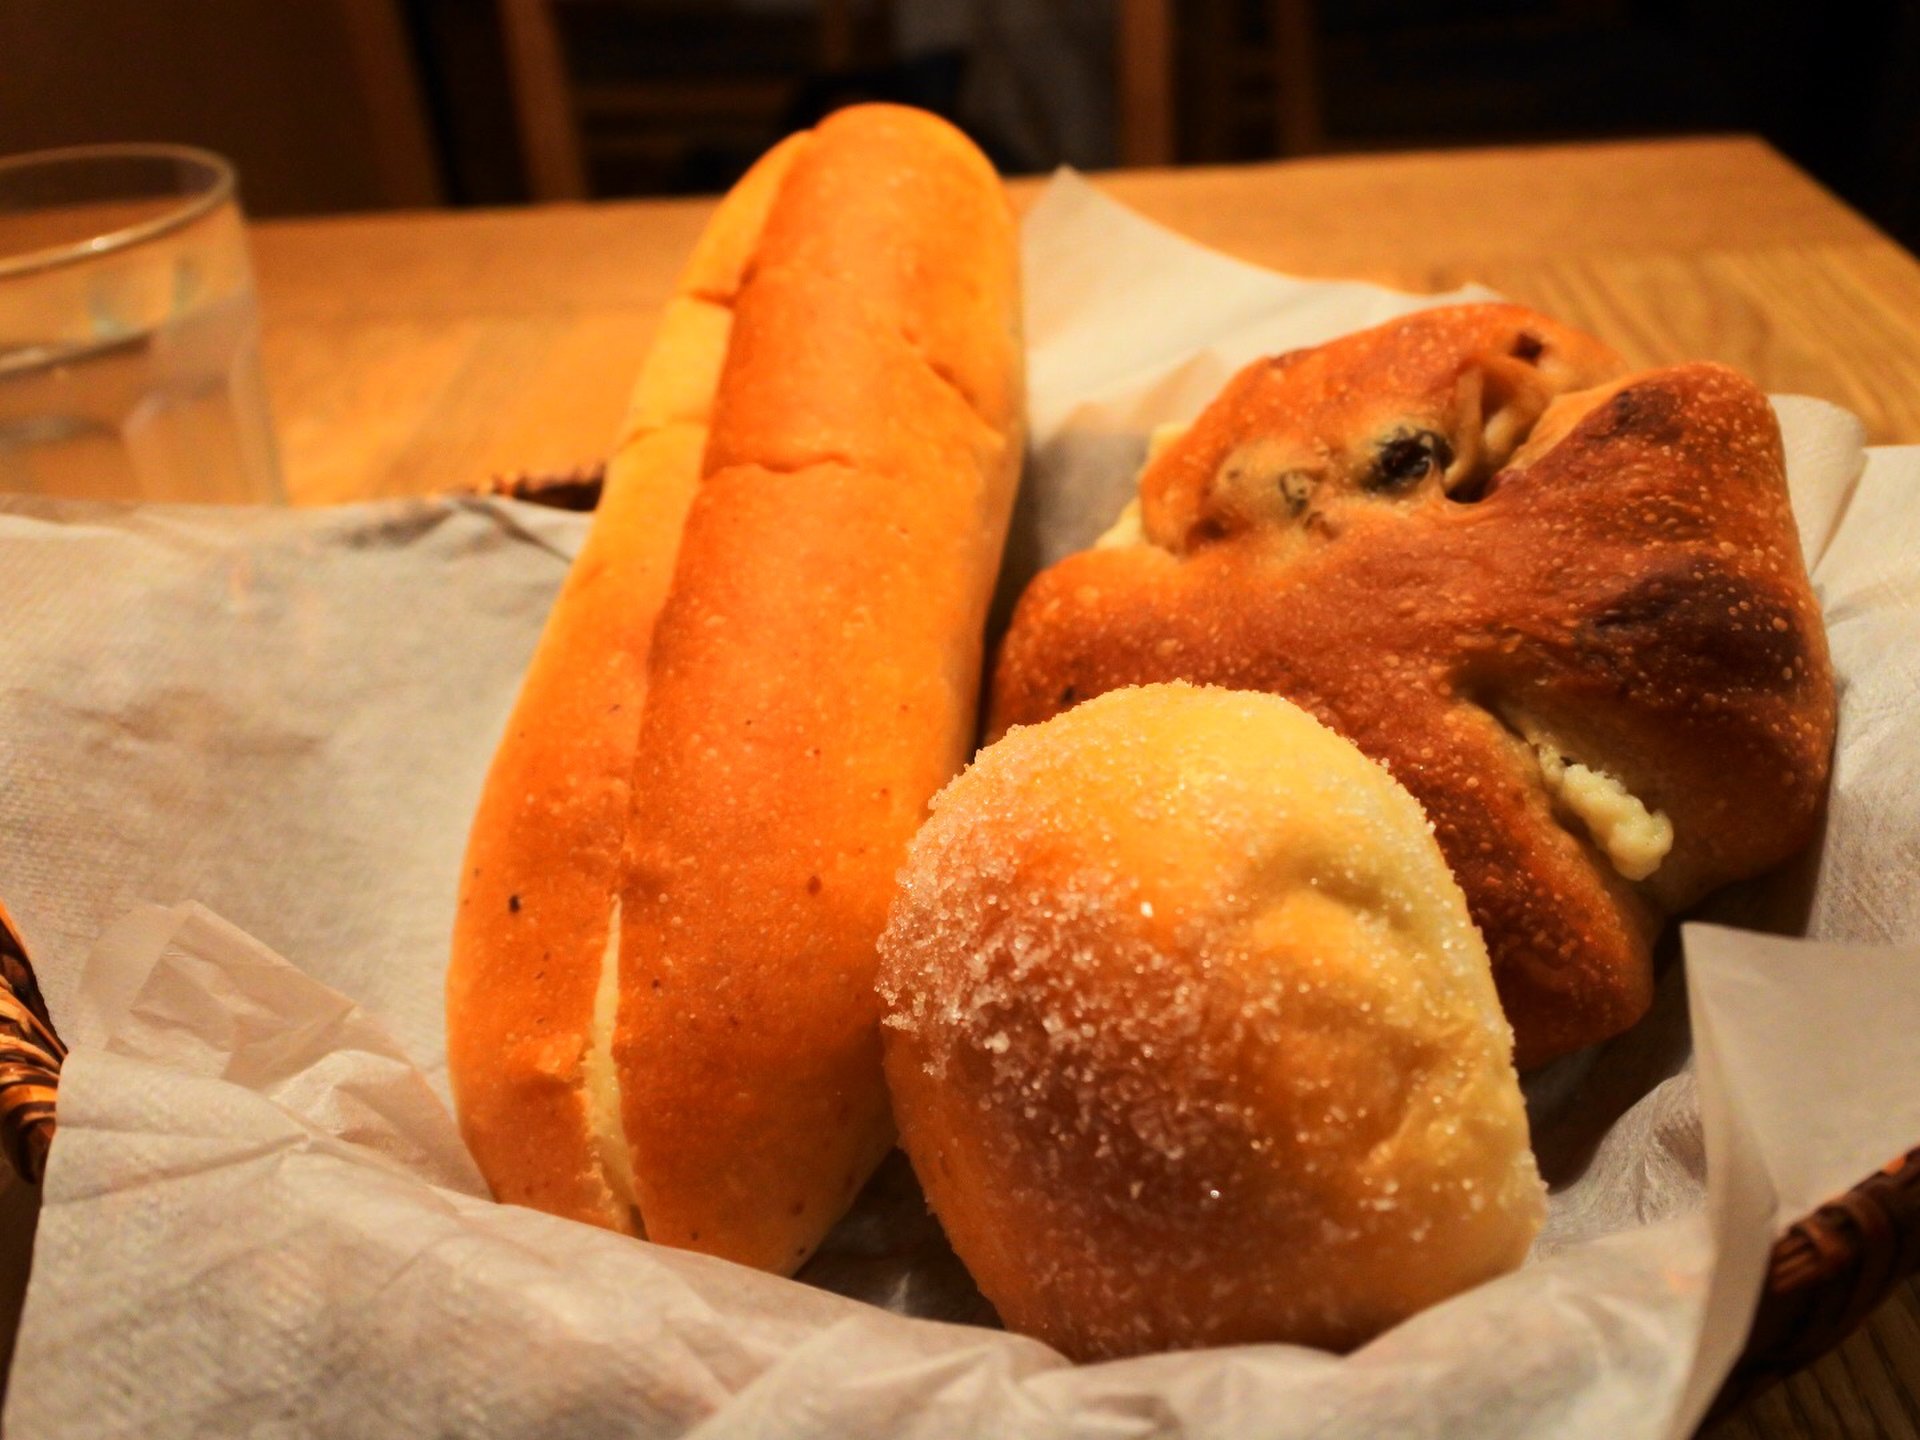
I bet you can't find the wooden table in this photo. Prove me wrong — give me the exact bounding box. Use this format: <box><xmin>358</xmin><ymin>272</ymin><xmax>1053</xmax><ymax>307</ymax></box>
<box><xmin>249</xmin><ymin>134</ymin><xmax>1920</xmax><ymax>1438</ymax></box>
<box><xmin>252</xmin><ymin>133</ymin><xmax>1920</xmax><ymax>504</ymax></box>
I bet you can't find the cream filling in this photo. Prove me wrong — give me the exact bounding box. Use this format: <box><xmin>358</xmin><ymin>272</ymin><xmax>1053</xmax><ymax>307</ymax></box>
<box><xmin>1530</xmin><ymin>741</ymin><xmax>1674</xmax><ymax>882</ymax></box>
<box><xmin>1096</xmin><ymin>421</ymin><xmax>1191</xmax><ymax>549</ymax></box>
<box><xmin>584</xmin><ymin>897</ymin><xmax>643</xmax><ymax>1232</ymax></box>
<box><xmin>1095</xmin><ymin>497</ymin><xmax>1145</xmax><ymax>549</ymax></box>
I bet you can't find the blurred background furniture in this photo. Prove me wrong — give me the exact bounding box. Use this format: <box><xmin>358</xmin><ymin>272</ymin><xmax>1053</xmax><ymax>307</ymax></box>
<box><xmin>5</xmin><ymin>0</ymin><xmax>1915</xmax><ymax>252</ymax></box>
<box><xmin>0</xmin><ymin>0</ymin><xmax>442</xmax><ymax>212</ymax></box>
<box><xmin>1116</xmin><ymin>0</ymin><xmax>1320</xmax><ymax>165</ymax></box>
<box><xmin>497</xmin><ymin>0</ymin><xmax>899</xmax><ymax>201</ymax></box>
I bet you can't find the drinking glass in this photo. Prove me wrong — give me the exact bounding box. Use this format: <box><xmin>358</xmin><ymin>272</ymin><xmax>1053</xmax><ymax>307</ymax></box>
<box><xmin>0</xmin><ymin>143</ymin><xmax>283</xmax><ymax>503</ymax></box>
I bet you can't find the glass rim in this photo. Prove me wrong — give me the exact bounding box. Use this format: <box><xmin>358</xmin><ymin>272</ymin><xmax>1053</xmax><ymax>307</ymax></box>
<box><xmin>0</xmin><ymin>142</ymin><xmax>237</xmax><ymax>283</ymax></box>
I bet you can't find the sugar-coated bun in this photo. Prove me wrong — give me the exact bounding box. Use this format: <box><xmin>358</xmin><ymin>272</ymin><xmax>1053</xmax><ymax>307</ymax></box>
<box><xmin>877</xmin><ymin>682</ymin><xmax>1544</xmax><ymax>1361</ymax></box>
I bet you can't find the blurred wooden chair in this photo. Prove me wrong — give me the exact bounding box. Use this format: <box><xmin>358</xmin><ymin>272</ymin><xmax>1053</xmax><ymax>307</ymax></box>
<box><xmin>1116</xmin><ymin>0</ymin><xmax>1664</xmax><ymax>169</ymax></box>
<box><xmin>1116</xmin><ymin>0</ymin><xmax>1320</xmax><ymax>167</ymax></box>
<box><xmin>0</xmin><ymin>0</ymin><xmax>441</xmax><ymax>214</ymax></box>
<box><xmin>499</xmin><ymin>0</ymin><xmax>894</xmax><ymax>201</ymax></box>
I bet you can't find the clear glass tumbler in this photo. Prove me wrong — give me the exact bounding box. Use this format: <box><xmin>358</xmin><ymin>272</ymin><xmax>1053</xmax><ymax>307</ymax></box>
<box><xmin>0</xmin><ymin>144</ymin><xmax>283</xmax><ymax>503</ymax></box>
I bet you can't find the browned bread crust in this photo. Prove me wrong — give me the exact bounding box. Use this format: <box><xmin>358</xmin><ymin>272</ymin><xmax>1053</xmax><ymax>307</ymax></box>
<box><xmin>449</xmin><ymin>105</ymin><xmax>1024</xmax><ymax>1268</ymax></box>
<box><xmin>990</xmin><ymin>304</ymin><xmax>1834</xmax><ymax>1068</ymax></box>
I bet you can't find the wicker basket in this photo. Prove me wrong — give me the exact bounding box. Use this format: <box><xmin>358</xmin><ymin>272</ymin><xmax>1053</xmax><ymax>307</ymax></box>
<box><xmin>2</xmin><ymin>470</ymin><xmax>1913</xmax><ymax>1427</ymax></box>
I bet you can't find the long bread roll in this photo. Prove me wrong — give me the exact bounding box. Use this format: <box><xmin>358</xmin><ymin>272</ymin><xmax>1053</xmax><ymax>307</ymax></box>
<box><xmin>447</xmin><ymin>105</ymin><xmax>1024</xmax><ymax>1271</ymax></box>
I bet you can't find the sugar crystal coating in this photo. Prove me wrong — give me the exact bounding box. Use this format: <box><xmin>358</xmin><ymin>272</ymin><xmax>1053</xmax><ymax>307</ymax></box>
<box><xmin>878</xmin><ymin>682</ymin><xmax>1545</xmax><ymax>1360</ymax></box>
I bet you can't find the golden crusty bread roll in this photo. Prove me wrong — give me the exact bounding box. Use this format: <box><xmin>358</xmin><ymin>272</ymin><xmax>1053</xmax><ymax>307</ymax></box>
<box><xmin>448</xmin><ymin>105</ymin><xmax>1024</xmax><ymax>1269</ymax></box>
<box><xmin>879</xmin><ymin>683</ymin><xmax>1545</xmax><ymax>1361</ymax></box>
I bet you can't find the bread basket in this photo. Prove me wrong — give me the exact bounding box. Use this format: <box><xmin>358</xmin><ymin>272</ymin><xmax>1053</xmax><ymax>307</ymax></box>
<box><xmin>1</xmin><ymin>469</ymin><xmax>1911</xmax><ymax>1430</ymax></box>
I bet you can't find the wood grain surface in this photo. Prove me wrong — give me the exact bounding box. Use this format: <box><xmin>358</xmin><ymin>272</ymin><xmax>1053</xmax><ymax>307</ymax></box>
<box><xmin>246</xmin><ymin>134</ymin><xmax>1920</xmax><ymax>1438</ymax></box>
<box><xmin>252</xmin><ymin>135</ymin><xmax>1920</xmax><ymax>504</ymax></box>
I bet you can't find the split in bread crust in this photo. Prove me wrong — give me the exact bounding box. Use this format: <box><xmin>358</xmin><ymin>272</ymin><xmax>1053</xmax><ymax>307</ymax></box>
<box><xmin>990</xmin><ymin>304</ymin><xmax>1836</xmax><ymax>1068</ymax></box>
<box><xmin>446</xmin><ymin>134</ymin><xmax>804</xmax><ymax>1235</ymax></box>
